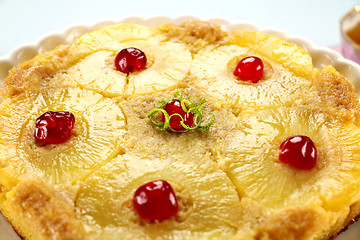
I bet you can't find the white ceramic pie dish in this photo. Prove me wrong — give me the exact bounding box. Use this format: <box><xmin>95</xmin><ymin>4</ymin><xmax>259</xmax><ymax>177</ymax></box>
<box><xmin>0</xmin><ymin>16</ymin><xmax>360</xmax><ymax>240</ymax></box>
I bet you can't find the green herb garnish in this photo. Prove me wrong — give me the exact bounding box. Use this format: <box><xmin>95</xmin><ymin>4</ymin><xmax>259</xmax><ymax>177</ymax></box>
<box><xmin>148</xmin><ymin>92</ymin><xmax>215</xmax><ymax>133</ymax></box>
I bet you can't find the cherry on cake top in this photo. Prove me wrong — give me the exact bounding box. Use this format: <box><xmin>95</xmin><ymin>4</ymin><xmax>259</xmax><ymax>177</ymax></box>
<box><xmin>279</xmin><ymin>135</ymin><xmax>317</xmax><ymax>170</ymax></box>
<box><xmin>162</xmin><ymin>99</ymin><xmax>194</xmax><ymax>132</ymax></box>
<box><xmin>34</xmin><ymin>111</ymin><xmax>75</xmax><ymax>144</ymax></box>
<box><xmin>148</xmin><ymin>92</ymin><xmax>215</xmax><ymax>133</ymax></box>
<box><xmin>233</xmin><ymin>56</ymin><xmax>264</xmax><ymax>83</ymax></box>
<box><xmin>114</xmin><ymin>47</ymin><xmax>147</xmax><ymax>74</ymax></box>
<box><xmin>133</xmin><ymin>180</ymin><xmax>178</xmax><ymax>221</ymax></box>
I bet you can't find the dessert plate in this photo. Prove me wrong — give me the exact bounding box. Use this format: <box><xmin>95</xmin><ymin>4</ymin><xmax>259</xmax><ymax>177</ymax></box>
<box><xmin>0</xmin><ymin>16</ymin><xmax>359</xmax><ymax>240</ymax></box>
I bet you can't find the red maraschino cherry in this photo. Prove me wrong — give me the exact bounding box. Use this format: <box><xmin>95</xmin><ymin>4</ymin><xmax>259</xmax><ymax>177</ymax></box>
<box><xmin>148</xmin><ymin>92</ymin><xmax>215</xmax><ymax>133</ymax></box>
<box><xmin>233</xmin><ymin>56</ymin><xmax>264</xmax><ymax>83</ymax></box>
<box><xmin>161</xmin><ymin>99</ymin><xmax>194</xmax><ymax>131</ymax></box>
<box><xmin>114</xmin><ymin>47</ymin><xmax>147</xmax><ymax>74</ymax></box>
<box><xmin>34</xmin><ymin>111</ymin><xmax>75</xmax><ymax>144</ymax></box>
<box><xmin>279</xmin><ymin>135</ymin><xmax>317</xmax><ymax>170</ymax></box>
<box><xmin>133</xmin><ymin>180</ymin><xmax>179</xmax><ymax>221</ymax></box>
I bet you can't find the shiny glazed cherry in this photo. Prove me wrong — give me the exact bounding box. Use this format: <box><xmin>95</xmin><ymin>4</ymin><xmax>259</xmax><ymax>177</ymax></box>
<box><xmin>279</xmin><ymin>135</ymin><xmax>317</xmax><ymax>170</ymax></box>
<box><xmin>34</xmin><ymin>111</ymin><xmax>75</xmax><ymax>144</ymax></box>
<box><xmin>114</xmin><ymin>47</ymin><xmax>147</xmax><ymax>74</ymax></box>
<box><xmin>161</xmin><ymin>99</ymin><xmax>193</xmax><ymax>131</ymax></box>
<box><xmin>133</xmin><ymin>180</ymin><xmax>179</xmax><ymax>221</ymax></box>
<box><xmin>233</xmin><ymin>56</ymin><xmax>264</xmax><ymax>83</ymax></box>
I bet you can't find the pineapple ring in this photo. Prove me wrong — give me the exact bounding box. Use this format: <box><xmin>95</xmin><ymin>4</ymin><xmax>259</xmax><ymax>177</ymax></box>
<box><xmin>220</xmin><ymin>107</ymin><xmax>360</xmax><ymax>211</ymax></box>
<box><xmin>0</xmin><ymin>87</ymin><xmax>126</xmax><ymax>187</ymax></box>
<box><xmin>72</xmin><ymin>23</ymin><xmax>161</xmax><ymax>52</ymax></box>
<box><xmin>228</xmin><ymin>30</ymin><xmax>314</xmax><ymax>79</ymax></box>
<box><xmin>2</xmin><ymin>24</ymin><xmax>192</xmax><ymax>99</ymax></box>
<box><xmin>190</xmin><ymin>44</ymin><xmax>316</xmax><ymax>109</ymax></box>
<box><xmin>66</xmin><ymin>23</ymin><xmax>193</xmax><ymax>96</ymax></box>
<box><xmin>57</xmin><ymin>40</ymin><xmax>192</xmax><ymax>97</ymax></box>
<box><xmin>75</xmin><ymin>153</ymin><xmax>244</xmax><ymax>239</ymax></box>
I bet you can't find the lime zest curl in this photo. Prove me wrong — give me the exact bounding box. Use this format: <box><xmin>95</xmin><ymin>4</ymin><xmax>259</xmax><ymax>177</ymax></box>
<box><xmin>148</xmin><ymin>92</ymin><xmax>215</xmax><ymax>133</ymax></box>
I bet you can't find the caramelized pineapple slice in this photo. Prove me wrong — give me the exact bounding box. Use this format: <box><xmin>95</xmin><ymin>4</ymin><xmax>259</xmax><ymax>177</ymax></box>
<box><xmin>57</xmin><ymin>42</ymin><xmax>192</xmax><ymax>96</ymax></box>
<box><xmin>228</xmin><ymin>30</ymin><xmax>314</xmax><ymax>78</ymax></box>
<box><xmin>63</xmin><ymin>24</ymin><xmax>192</xmax><ymax>96</ymax></box>
<box><xmin>190</xmin><ymin>31</ymin><xmax>316</xmax><ymax>109</ymax></box>
<box><xmin>220</xmin><ymin>107</ymin><xmax>360</xmax><ymax>211</ymax></box>
<box><xmin>75</xmin><ymin>153</ymin><xmax>244</xmax><ymax>239</ymax></box>
<box><xmin>2</xmin><ymin>24</ymin><xmax>192</xmax><ymax>99</ymax></box>
<box><xmin>0</xmin><ymin>87</ymin><xmax>126</xmax><ymax>189</ymax></box>
<box><xmin>73</xmin><ymin>23</ymin><xmax>158</xmax><ymax>49</ymax></box>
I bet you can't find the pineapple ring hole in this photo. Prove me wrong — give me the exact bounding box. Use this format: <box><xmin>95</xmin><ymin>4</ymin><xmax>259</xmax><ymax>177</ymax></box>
<box><xmin>18</xmin><ymin>111</ymin><xmax>89</xmax><ymax>169</ymax></box>
<box><xmin>228</xmin><ymin>55</ymin><xmax>273</xmax><ymax>84</ymax></box>
<box><xmin>126</xmin><ymin>184</ymin><xmax>194</xmax><ymax>225</ymax></box>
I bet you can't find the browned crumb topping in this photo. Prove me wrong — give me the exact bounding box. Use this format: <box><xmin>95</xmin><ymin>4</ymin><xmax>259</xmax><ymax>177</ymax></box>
<box><xmin>6</xmin><ymin>181</ymin><xmax>85</xmax><ymax>240</ymax></box>
<box><xmin>1</xmin><ymin>45</ymin><xmax>70</xmax><ymax>99</ymax></box>
<box><xmin>254</xmin><ymin>208</ymin><xmax>324</xmax><ymax>240</ymax></box>
<box><xmin>313</xmin><ymin>66</ymin><xmax>360</xmax><ymax>122</ymax></box>
<box><xmin>158</xmin><ymin>21</ymin><xmax>227</xmax><ymax>53</ymax></box>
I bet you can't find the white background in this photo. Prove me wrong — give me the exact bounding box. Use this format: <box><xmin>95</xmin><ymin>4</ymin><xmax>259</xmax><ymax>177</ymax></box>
<box><xmin>0</xmin><ymin>0</ymin><xmax>359</xmax><ymax>56</ymax></box>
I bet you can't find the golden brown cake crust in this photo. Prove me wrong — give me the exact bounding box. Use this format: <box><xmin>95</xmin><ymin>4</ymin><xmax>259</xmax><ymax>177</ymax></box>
<box><xmin>158</xmin><ymin>20</ymin><xmax>228</xmax><ymax>52</ymax></box>
<box><xmin>1</xmin><ymin>45</ymin><xmax>70</xmax><ymax>100</ymax></box>
<box><xmin>1</xmin><ymin>181</ymin><xmax>86</xmax><ymax>240</ymax></box>
<box><xmin>254</xmin><ymin>208</ymin><xmax>325</xmax><ymax>240</ymax></box>
<box><xmin>313</xmin><ymin>66</ymin><xmax>360</xmax><ymax>122</ymax></box>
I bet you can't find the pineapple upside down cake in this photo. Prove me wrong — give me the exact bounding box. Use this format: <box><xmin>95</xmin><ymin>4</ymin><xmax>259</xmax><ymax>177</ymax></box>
<box><xmin>0</xmin><ymin>20</ymin><xmax>360</xmax><ymax>240</ymax></box>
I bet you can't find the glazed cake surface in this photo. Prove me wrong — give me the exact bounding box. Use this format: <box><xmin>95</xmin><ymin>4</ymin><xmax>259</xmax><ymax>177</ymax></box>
<box><xmin>0</xmin><ymin>21</ymin><xmax>360</xmax><ymax>240</ymax></box>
